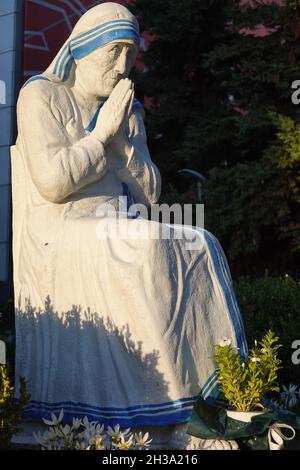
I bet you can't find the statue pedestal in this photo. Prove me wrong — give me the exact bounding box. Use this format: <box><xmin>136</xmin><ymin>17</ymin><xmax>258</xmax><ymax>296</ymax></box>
<box><xmin>10</xmin><ymin>420</ymin><xmax>239</xmax><ymax>450</ymax></box>
<box><xmin>11</xmin><ymin>420</ymin><xmax>46</xmax><ymax>449</ymax></box>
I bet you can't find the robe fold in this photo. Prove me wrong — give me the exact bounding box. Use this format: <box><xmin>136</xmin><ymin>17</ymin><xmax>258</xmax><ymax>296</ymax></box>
<box><xmin>12</xmin><ymin>79</ymin><xmax>247</xmax><ymax>427</ymax></box>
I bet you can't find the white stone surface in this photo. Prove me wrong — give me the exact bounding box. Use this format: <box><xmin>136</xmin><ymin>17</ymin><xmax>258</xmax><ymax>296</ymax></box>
<box><xmin>11</xmin><ymin>421</ymin><xmax>46</xmax><ymax>448</ymax></box>
<box><xmin>12</xmin><ymin>1</ymin><xmax>247</xmax><ymax>434</ymax></box>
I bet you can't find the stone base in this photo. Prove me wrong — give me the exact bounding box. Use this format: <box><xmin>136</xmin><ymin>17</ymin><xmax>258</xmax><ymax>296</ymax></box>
<box><xmin>139</xmin><ymin>424</ymin><xmax>239</xmax><ymax>450</ymax></box>
<box><xmin>11</xmin><ymin>421</ymin><xmax>47</xmax><ymax>449</ymax></box>
<box><xmin>11</xmin><ymin>421</ymin><xmax>239</xmax><ymax>450</ymax></box>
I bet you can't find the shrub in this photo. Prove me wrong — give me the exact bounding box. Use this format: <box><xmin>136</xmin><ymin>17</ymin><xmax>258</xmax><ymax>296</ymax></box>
<box><xmin>0</xmin><ymin>365</ymin><xmax>29</xmax><ymax>449</ymax></box>
<box><xmin>235</xmin><ymin>274</ymin><xmax>300</xmax><ymax>386</ymax></box>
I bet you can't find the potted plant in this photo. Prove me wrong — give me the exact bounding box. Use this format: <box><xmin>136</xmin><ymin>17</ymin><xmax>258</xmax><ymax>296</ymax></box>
<box><xmin>187</xmin><ymin>331</ymin><xmax>300</xmax><ymax>449</ymax></box>
<box><xmin>213</xmin><ymin>330</ymin><xmax>282</xmax><ymax>422</ymax></box>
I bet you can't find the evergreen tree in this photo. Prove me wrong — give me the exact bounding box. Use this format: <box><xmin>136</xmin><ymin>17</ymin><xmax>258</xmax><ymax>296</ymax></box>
<box><xmin>132</xmin><ymin>0</ymin><xmax>300</xmax><ymax>276</ymax></box>
<box><xmin>131</xmin><ymin>0</ymin><xmax>232</xmax><ymax>183</ymax></box>
<box><xmin>202</xmin><ymin>0</ymin><xmax>300</xmax><ymax>275</ymax></box>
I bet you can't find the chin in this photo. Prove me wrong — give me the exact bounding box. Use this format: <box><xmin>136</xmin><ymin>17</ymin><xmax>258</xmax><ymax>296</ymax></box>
<box><xmin>99</xmin><ymin>85</ymin><xmax>114</xmax><ymax>97</ymax></box>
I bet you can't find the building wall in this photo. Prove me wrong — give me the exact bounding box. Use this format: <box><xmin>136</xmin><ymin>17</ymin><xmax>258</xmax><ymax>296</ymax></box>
<box><xmin>0</xmin><ymin>0</ymin><xmax>23</xmax><ymax>303</ymax></box>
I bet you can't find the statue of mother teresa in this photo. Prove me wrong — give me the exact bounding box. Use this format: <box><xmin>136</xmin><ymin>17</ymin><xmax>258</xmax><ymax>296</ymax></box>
<box><xmin>12</xmin><ymin>2</ymin><xmax>247</xmax><ymax>448</ymax></box>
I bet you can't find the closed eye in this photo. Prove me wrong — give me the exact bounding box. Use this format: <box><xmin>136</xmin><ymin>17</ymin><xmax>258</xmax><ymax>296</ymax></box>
<box><xmin>107</xmin><ymin>45</ymin><xmax>121</xmax><ymax>54</ymax></box>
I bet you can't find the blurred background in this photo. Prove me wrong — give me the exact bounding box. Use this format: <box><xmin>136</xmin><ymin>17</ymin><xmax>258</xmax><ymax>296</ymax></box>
<box><xmin>0</xmin><ymin>0</ymin><xmax>299</xmax><ymax>384</ymax></box>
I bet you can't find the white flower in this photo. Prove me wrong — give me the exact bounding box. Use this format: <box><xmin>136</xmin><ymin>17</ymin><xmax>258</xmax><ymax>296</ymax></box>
<box><xmin>251</xmin><ymin>357</ymin><xmax>261</xmax><ymax>363</ymax></box>
<box><xmin>34</xmin><ymin>428</ymin><xmax>60</xmax><ymax>448</ymax></box>
<box><xmin>268</xmin><ymin>398</ymin><xmax>280</xmax><ymax>410</ymax></box>
<box><xmin>82</xmin><ymin>416</ymin><xmax>98</xmax><ymax>429</ymax></box>
<box><xmin>106</xmin><ymin>424</ymin><xmax>120</xmax><ymax>437</ymax></box>
<box><xmin>75</xmin><ymin>441</ymin><xmax>87</xmax><ymax>450</ymax></box>
<box><xmin>34</xmin><ymin>431</ymin><xmax>48</xmax><ymax>447</ymax></box>
<box><xmin>82</xmin><ymin>416</ymin><xmax>90</xmax><ymax>428</ymax></box>
<box><xmin>89</xmin><ymin>434</ymin><xmax>105</xmax><ymax>450</ymax></box>
<box><xmin>280</xmin><ymin>383</ymin><xmax>299</xmax><ymax>410</ymax></box>
<box><xmin>78</xmin><ymin>428</ymin><xmax>93</xmax><ymax>444</ymax></box>
<box><xmin>33</xmin><ymin>414</ymin><xmax>153</xmax><ymax>451</ymax></box>
<box><xmin>72</xmin><ymin>418</ymin><xmax>82</xmax><ymax>430</ymax></box>
<box><xmin>61</xmin><ymin>424</ymin><xmax>71</xmax><ymax>436</ymax></box>
<box><xmin>44</xmin><ymin>429</ymin><xmax>57</xmax><ymax>441</ymax></box>
<box><xmin>95</xmin><ymin>424</ymin><xmax>105</xmax><ymax>435</ymax></box>
<box><xmin>218</xmin><ymin>337</ymin><xmax>231</xmax><ymax>347</ymax></box>
<box><xmin>116</xmin><ymin>433</ymin><xmax>134</xmax><ymax>450</ymax></box>
<box><xmin>134</xmin><ymin>432</ymin><xmax>153</xmax><ymax>449</ymax></box>
<box><xmin>288</xmin><ymin>396</ymin><xmax>298</xmax><ymax>409</ymax></box>
<box><xmin>42</xmin><ymin>409</ymin><xmax>64</xmax><ymax>426</ymax></box>
<box><xmin>261</xmin><ymin>348</ymin><xmax>268</xmax><ymax>353</ymax></box>
<box><xmin>78</xmin><ymin>421</ymin><xmax>105</xmax><ymax>443</ymax></box>
<box><xmin>107</xmin><ymin>424</ymin><xmax>131</xmax><ymax>441</ymax></box>
<box><xmin>282</xmin><ymin>384</ymin><xmax>298</xmax><ymax>395</ymax></box>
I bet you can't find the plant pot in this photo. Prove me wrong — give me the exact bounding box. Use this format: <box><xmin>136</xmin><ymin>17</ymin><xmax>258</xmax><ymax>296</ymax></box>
<box><xmin>225</xmin><ymin>409</ymin><xmax>269</xmax><ymax>423</ymax></box>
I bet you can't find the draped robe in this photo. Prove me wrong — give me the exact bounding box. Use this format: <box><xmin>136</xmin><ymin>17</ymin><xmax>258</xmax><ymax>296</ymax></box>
<box><xmin>11</xmin><ymin>78</ymin><xmax>247</xmax><ymax>427</ymax></box>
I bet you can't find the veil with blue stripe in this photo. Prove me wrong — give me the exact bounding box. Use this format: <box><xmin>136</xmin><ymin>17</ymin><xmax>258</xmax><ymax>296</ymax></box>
<box><xmin>21</xmin><ymin>3</ymin><xmax>143</xmax><ymax>219</ymax></box>
<box><xmin>22</xmin><ymin>3</ymin><xmax>140</xmax><ymax>89</ymax></box>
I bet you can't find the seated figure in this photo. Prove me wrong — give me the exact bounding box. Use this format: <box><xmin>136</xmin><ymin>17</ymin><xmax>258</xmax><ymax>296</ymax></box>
<box><xmin>11</xmin><ymin>2</ymin><xmax>247</xmax><ymax>448</ymax></box>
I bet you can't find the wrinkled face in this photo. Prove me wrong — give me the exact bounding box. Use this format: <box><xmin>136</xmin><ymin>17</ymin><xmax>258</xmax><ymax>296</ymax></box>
<box><xmin>75</xmin><ymin>39</ymin><xmax>138</xmax><ymax>98</ymax></box>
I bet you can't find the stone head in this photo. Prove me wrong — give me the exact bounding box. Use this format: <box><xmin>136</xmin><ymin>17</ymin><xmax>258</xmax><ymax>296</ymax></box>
<box><xmin>74</xmin><ymin>38</ymin><xmax>138</xmax><ymax>98</ymax></box>
<box><xmin>23</xmin><ymin>3</ymin><xmax>141</xmax><ymax>98</ymax></box>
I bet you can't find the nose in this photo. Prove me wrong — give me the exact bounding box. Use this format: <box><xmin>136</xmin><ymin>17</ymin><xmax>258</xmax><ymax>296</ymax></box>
<box><xmin>115</xmin><ymin>48</ymin><xmax>128</xmax><ymax>76</ymax></box>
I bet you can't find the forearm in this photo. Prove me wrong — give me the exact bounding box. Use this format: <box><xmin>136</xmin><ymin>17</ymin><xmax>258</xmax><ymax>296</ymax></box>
<box><xmin>26</xmin><ymin>134</ymin><xmax>108</xmax><ymax>203</ymax></box>
<box><xmin>18</xmin><ymin>85</ymin><xmax>109</xmax><ymax>204</ymax></box>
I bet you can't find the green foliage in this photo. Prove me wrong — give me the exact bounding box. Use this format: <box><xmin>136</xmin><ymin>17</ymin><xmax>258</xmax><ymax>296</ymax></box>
<box><xmin>235</xmin><ymin>274</ymin><xmax>300</xmax><ymax>385</ymax></box>
<box><xmin>271</xmin><ymin>113</ymin><xmax>300</xmax><ymax>253</ymax></box>
<box><xmin>133</xmin><ymin>0</ymin><xmax>300</xmax><ymax>171</ymax></box>
<box><xmin>131</xmin><ymin>0</ymin><xmax>232</xmax><ymax>182</ymax></box>
<box><xmin>0</xmin><ymin>365</ymin><xmax>30</xmax><ymax>449</ymax></box>
<box><xmin>132</xmin><ymin>0</ymin><xmax>300</xmax><ymax>276</ymax></box>
<box><xmin>200</xmin><ymin>1</ymin><xmax>300</xmax><ymax>272</ymax></box>
<box><xmin>213</xmin><ymin>331</ymin><xmax>282</xmax><ymax>412</ymax></box>
<box><xmin>204</xmin><ymin>149</ymin><xmax>286</xmax><ymax>260</ymax></box>
<box><xmin>203</xmin><ymin>112</ymin><xmax>300</xmax><ymax>271</ymax></box>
